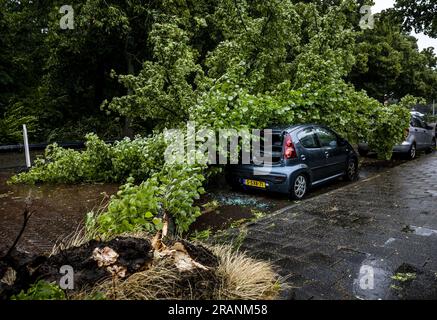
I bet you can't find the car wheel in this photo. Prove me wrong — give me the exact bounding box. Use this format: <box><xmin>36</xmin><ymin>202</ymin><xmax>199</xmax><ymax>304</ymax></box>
<box><xmin>407</xmin><ymin>143</ymin><xmax>417</xmax><ymax>160</ymax></box>
<box><xmin>290</xmin><ymin>174</ymin><xmax>308</xmax><ymax>200</ymax></box>
<box><xmin>345</xmin><ymin>158</ymin><xmax>359</xmax><ymax>181</ymax></box>
<box><xmin>358</xmin><ymin>149</ymin><xmax>369</xmax><ymax>157</ymax></box>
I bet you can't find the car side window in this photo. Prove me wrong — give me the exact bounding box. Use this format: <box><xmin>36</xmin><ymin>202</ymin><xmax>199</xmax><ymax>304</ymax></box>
<box><xmin>297</xmin><ymin>128</ymin><xmax>320</xmax><ymax>149</ymax></box>
<box><xmin>411</xmin><ymin>117</ymin><xmax>423</xmax><ymax>128</ymax></box>
<box><xmin>315</xmin><ymin>127</ymin><xmax>338</xmax><ymax>148</ymax></box>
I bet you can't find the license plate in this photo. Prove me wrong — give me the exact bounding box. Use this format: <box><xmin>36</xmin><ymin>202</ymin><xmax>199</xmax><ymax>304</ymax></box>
<box><xmin>243</xmin><ymin>179</ymin><xmax>266</xmax><ymax>189</ymax></box>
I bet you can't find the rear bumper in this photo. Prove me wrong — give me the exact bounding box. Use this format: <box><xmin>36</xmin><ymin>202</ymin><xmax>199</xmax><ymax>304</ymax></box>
<box><xmin>358</xmin><ymin>143</ymin><xmax>411</xmax><ymax>154</ymax></box>
<box><xmin>226</xmin><ymin>164</ymin><xmax>300</xmax><ymax>194</ymax></box>
<box><xmin>393</xmin><ymin>143</ymin><xmax>411</xmax><ymax>153</ymax></box>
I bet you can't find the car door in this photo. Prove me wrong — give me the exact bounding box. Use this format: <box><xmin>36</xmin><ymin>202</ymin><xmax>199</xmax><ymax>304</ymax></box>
<box><xmin>296</xmin><ymin>127</ymin><xmax>327</xmax><ymax>182</ymax></box>
<box><xmin>419</xmin><ymin>118</ymin><xmax>433</xmax><ymax>147</ymax></box>
<box><xmin>411</xmin><ymin>116</ymin><xmax>426</xmax><ymax>149</ymax></box>
<box><xmin>314</xmin><ymin>126</ymin><xmax>347</xmax><ymax>177</ymax></box>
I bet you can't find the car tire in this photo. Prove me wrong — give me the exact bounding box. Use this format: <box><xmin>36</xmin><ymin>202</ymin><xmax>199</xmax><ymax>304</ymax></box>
<box><xmin>290</xmin><ymin>174</ymin><xmax>308</xmax><ymax>200</ymax></box>
<box><xmin>358</xmin><ymin>149</ymin><xmax>369</xmax><ymax>157</ymax></box>
<box><xmin>344</xmin><ymin>157</ymin><xmax>359</xmax><ymax>181</ymax></box>
<box><xmin>407</xmin><ymin>143</ymin><xmax>417</xmax><ymax>160</ymax></box>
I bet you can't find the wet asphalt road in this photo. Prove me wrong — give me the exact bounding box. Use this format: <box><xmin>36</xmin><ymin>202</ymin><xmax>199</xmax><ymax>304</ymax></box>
<box><xmin>217</xmin><ymin>153</ymin><xmax>437</xmax><ymax>300</ymax></box>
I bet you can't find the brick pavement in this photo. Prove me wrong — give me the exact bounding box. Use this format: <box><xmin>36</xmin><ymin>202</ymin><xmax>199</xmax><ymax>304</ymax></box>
<box><xmin>219</xmin><ymin>153</ymin><xmax>437</xmax><ymax>300</ymax></box>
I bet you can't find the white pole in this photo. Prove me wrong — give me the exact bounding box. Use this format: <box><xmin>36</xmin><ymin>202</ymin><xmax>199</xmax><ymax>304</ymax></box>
<box><xmin>23</xmin><ymin>124</ymin><xmax>31</xmax><ymax>168</ymax></box>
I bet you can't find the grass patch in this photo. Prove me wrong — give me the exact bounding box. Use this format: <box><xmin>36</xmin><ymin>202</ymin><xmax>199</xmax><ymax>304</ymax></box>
<box><xmin>212</xmin><ymin>245</ymin><xmax>280</xmax><ymax>300</ymax></box>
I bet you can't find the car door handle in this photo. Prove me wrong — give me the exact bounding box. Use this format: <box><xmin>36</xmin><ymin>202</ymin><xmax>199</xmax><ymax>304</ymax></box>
<box><xmin>300</xmin><ymin>155</ymin><xmax>306</xmax><ymax>161</ymax></box>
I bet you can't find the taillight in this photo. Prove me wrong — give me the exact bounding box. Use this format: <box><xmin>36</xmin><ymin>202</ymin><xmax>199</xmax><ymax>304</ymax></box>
<box><xmin>283</xmin><ymin>134</ymin><xmax>297</xmax><ymax>159</ymax></box>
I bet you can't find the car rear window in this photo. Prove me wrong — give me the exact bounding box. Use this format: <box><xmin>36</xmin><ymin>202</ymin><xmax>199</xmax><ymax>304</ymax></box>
<box><xmin>270</xmin><ymin>131</ymin><xmax>284</xmax><ymax>163</ymax></box>
<box><xmin>254</xmin><ymin>130</ymin><xmax>283</xmax><ymax>164</ymax></box>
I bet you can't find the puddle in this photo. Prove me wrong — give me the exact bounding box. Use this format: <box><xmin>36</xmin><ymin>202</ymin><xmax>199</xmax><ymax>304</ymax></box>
<box><xmin>189</xmin><ymin>204</ymin><xmax>255</xmax><ymax>233</ymax></box>
<box><xmin>402</xmin><ymin>225</ymin><xmax>437</xmax><ymax>237</ymax></box>
<box><xmin>0</xmin><ymin>151</ymin><xmax>43</xmax><ymax>170</ymax></box>
<box><xmin>0</xmin><ymin>171</ymin><xmax>119</xmax><ymax>255</ymax></box>
<box><xmin>189</xmin><ymin>191</ymin><xmax>279</xmax><ymax>233</ymax></box>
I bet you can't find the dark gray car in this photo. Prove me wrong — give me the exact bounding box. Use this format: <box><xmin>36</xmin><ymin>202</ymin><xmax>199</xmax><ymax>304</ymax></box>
<box><xmin>226</xmin><ymin>124</ymin><xmax>358</xmax><ymax>200</ymax></box>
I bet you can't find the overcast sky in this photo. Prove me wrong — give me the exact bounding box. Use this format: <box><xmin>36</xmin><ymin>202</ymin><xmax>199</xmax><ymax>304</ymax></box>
<box><xmin>373</xmin><ymin>0</ymin><xmax>437</xmax><ymax>51</ymax></box>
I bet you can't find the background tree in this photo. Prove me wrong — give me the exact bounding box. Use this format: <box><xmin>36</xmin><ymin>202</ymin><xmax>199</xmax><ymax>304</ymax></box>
<box><xmin>1</xmin><ymin>0</ymin><xmax>163</xmax><ymax>142</ymax></box>
<box><xmin>394</xmin><ymin>0</ymin><xmax>437</xmax><ymax>37</ymax></box>
<box><xmin>349</xmin><ymin>12</ymin><xmax>437</xmax><ymax>103</ymax></box>
<box><xmin>0</xmin><ymin>0</ymin><xmax>48</xmax><ymax>142</ymax></box>
<box><xmin>1</xmin><ymin>0</ymin><xmax>434</xmax><ymax>146</ymax></box>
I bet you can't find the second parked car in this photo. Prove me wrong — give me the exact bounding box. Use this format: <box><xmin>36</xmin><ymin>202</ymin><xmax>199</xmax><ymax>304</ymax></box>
<box><xmin>358</xmin><ymin>111</ymin><xmax>436</xmax><ymax>160</ymax></box>
<box><xmin>226</xmin><ymin>124</ymin><xmax>358</xmax><ymax>200</ymax></box>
